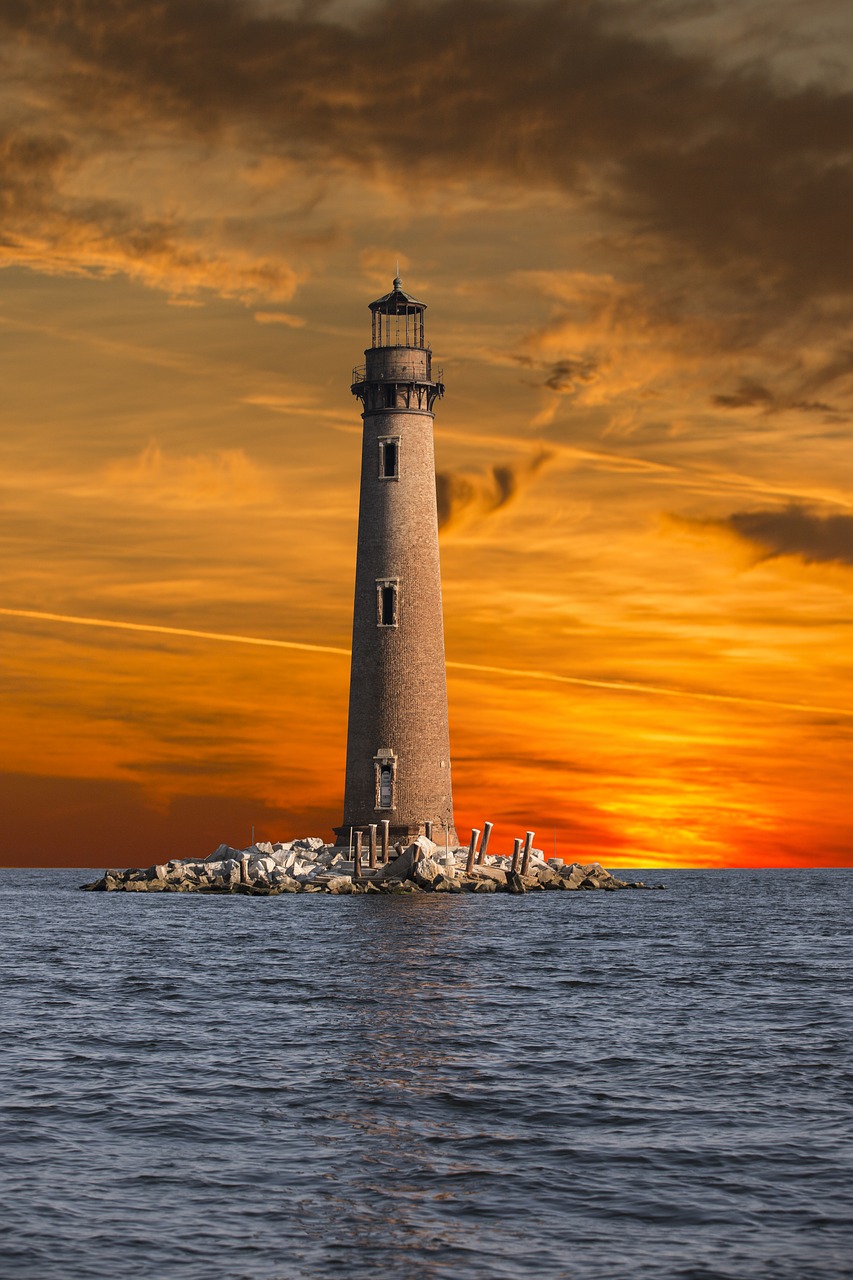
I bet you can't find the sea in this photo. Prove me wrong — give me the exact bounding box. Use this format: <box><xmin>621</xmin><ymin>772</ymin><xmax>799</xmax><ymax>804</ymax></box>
<box><xmin>0</xmin><ymin>867</ymin><xmax>850</xmax><ymax>1280</ymax></box>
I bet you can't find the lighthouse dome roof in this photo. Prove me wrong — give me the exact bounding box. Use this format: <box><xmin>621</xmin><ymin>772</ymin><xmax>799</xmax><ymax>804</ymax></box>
<box><xmin>369</xmin><ymin>277</ymin><xmax>427</xmax><ymax>314</ymax></box>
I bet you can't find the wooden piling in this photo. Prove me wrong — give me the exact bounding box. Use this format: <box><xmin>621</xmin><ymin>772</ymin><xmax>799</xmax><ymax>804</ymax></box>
<box><xmin>368</xmin><ymin>823</ymin><xmax>377</xmax><ymax>869</ymax></box>
<box><xmin>477</xmin><ymin>822</ymin><xmax>493</xmax><ymax>864</ymax></box>
<box><xmin>466</xmin><ymin>828</ymin><xmax>481</xmax><ymax>874</ymax></box>
<box><xmin>425</xmin><ymin>821</ymin><xmax>432</xmax><ymax>841</ymax></box>
<box><xmin>521</xmin><ymin>830</ymin><xmax>535</xmax><ymax>877</ymax></box>
<box><xmin>510</xmin><ymin>838</ymin><xmax>522</xmax><ymax>874</ymax></box>
<box><xmin>381</xmin><ymin>820</ymin><xmax>390</xmax><ymax>864</ymax></box>
<box><xmin>354</xmin><ymin>830</ymin><xmax>363</xmax><ymax>879</ymax></box>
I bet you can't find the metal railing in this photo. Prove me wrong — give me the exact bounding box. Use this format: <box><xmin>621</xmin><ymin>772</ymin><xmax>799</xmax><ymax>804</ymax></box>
<box><xmin>352</xmin><ymin>364</ymin><xmax>443</xmax><ymax>385</ymax></box>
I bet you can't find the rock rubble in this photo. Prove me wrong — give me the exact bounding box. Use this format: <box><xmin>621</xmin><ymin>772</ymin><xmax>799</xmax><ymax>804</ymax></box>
<box><xmin>80</xmin><ymin>835</ymin><xmax>664</xmax><ymax>895</ymax></box>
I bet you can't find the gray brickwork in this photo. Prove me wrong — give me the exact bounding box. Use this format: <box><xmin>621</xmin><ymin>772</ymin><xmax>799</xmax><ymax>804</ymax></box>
<box><xmin>334</xmin><ymin>280</ymin><xmax>457</xmax><ymax>847</ymax></box>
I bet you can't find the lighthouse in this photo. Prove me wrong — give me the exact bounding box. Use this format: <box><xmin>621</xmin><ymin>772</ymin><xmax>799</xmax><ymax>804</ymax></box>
<box><xmin>334</xmin><ymin>277</ymin><xmax>457</xmax><ymax>849</ymax></box>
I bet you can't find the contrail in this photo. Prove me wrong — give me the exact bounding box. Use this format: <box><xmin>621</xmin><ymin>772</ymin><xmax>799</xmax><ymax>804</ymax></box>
<box><xmin>444</xmin><ymin>659</ymin><xmax>853</xmax><ymax>719</ymax></box>
<box><xmin>2</xmin><ymin>606</ymin><xmax>850</xmax><ymax>720</ymax></box>
<box><xmin>0</xmin><ymin>607</ymin><xmax>350</xmax><ymax>657</ymax></box>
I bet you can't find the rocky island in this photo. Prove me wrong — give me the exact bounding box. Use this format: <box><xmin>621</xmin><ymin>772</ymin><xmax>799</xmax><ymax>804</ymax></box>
<box><xmin>81</xmin><ymin>835</ymin><xmax>663</xmax><ymax>895</ymax></box>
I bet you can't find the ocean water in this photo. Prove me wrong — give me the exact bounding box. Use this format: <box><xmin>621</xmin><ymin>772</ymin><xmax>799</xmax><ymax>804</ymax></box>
<box><xmin>0</xmin><ymin>868</ymin><xmax>850</xmax><ymax>1280</ymax></box>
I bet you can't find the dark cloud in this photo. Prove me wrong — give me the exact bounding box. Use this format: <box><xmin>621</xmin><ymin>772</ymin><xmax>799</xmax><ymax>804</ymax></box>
<box><xmin>0</xmin><ymin>130</ymin><xmax>72</xmax><ymax>215</ymax></box>
<box><xmin>2</xmin><ymin>0</ymin><xmax>853</xmax><ymax>310</ymax></box>
<box><xmin>436</xmin><ymin>450</ymin><xmax>553</xmax><ymax>532</ymax></box>
<box><xmin>707</xmin><ymin>505</ymin><xmax>853</xmax><ymax>566</ymax></box>
<box><xmin>543</xmin><ymin>358</ymin><xmax>600</xmax><ymax>395</ymax></box>
<box><xmin>712</xmin><ymin>378</ymin><xmax>834</xmax><ymax>414</ymax></box>
<box><xmin>713</xmin><ymin>380</ymin><xmax>777</xmax><ymax>410</ymax></box>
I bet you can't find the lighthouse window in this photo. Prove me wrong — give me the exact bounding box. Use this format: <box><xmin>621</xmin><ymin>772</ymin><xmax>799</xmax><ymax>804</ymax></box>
<box><xmin>373</xmin><ymin>751</ymin><xmax>397</xmax><ymax>810</ymax></box>
<box><xmin>376</xmin><ymin>579</ymin><xmax>398</xmax><ymax>627</ymax></box>
<box><xmin>381</xmin><ymin>584</ymin><xmax>396</xmax><ymax>626</ymax></box>
<box><xmin>379</xmin><ymin>437</ymin><xmax>400</xmax><ymax>479</ymax></box>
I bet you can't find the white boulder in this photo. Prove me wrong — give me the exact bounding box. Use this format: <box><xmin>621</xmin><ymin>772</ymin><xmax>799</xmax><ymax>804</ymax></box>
<box><xmin>205</xmin><ymin>844</ymin><xmax>241</xmax><ymax>862</ymax></box>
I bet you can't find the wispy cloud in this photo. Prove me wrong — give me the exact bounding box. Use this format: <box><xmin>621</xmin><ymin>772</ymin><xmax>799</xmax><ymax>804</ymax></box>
<box><xmin>99</xmin><ymin>442</ymin><xmax>268</xmax><ymax>509</ymax></box>
<box><xmin>0</xmin><ymin>125</ymin><xmax>303</xmax><ymax>301</ymax></box>
<box><xmin>436</xmin><ymin>450</ymin><xmax>553</xmax><ymax>532</ymax></box>
<box><xmin>253</xmin><ymin>311</ymin><xmax>305</xmax><ymax>327</ymax></box>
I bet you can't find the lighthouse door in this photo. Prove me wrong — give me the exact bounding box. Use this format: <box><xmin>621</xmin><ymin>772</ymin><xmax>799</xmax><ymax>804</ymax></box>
<box><xmin>379</xmin><ymin>765</ymin><xmax>393</xmax><ymax>809</ymax></box>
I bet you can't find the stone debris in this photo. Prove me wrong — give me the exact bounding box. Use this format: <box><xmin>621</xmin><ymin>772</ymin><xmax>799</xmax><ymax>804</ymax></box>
<box><xmin>79</xmin><ymin>838</ymin><xmax>665</xmax><ymax>895</ymax></box>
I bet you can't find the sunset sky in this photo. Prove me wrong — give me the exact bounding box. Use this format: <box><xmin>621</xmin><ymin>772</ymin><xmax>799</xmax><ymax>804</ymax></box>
<box><xmin>2</xmin><ymin>0</ymin><xmax>852</xmax><ymax>867</ymax></box>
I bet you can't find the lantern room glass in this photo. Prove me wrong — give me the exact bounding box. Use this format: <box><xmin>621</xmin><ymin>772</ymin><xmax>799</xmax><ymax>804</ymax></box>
<box><xmin>369</xmin><ymin>277</ymin><xmax>427</xmax><ymax>349</ymax></box>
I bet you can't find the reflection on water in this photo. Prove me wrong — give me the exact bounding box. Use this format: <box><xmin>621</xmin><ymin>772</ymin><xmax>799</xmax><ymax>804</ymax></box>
<box><xmin>0</xmin><ymin>870</ymin><xmax>851</xmax><ymax>1280</ymax></box>
<box><xmin>320</xmin><ymin>899</ymin><xmax>495</xmax><ymax>1277</ymax></box>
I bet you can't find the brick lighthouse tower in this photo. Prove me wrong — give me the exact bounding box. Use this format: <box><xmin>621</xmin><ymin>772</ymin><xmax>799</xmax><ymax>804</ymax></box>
<box><xmin>334</xmin><ymin>276</ymin><xmax>457</xmax><ymax>848</ymax></box>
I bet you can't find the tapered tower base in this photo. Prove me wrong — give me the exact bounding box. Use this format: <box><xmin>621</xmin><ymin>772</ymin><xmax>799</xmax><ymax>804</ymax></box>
<box><xmin>336</xmin><ymin>277</ymin><xmax>457</xmax><ymax>851</ymax></box>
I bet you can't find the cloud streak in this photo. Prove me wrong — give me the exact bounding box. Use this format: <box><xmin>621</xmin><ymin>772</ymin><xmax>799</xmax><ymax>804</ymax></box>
<box><xmin>3</xmin><ymin>606</ymin><xmax>851</xmax><ymax>719</ymax></box>
<box><xmin>0</xmin><ymin>607</ymin><xmax>350</xmax><ymax>658</ymax></box>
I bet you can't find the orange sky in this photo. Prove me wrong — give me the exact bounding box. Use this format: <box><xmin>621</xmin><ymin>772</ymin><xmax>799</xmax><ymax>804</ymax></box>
<box><xmin>2</xmin><ymin>0</ymin><xmax>852</xmax><ymax>868</ymax></box>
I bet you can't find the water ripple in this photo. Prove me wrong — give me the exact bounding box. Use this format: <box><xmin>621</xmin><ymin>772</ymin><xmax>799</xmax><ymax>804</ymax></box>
<box><xmin>0</xmin><ymin>868</ymin><xmax>851</xmax><ymax>1279</ymax></box>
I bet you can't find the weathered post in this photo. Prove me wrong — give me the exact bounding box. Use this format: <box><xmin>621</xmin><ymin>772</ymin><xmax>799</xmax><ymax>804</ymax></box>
<box><xmin>466</xmin><ymin>828</ymin><xmax>481</xmax><ymax>875</ymax></box>
<box><xmin>510</xmin><ymin>838</ymin><xmax>522</xmax><ymax>874</ymax></box>
<box><xmin>381</xmin><ymin>819</ymin><xmax>390</xmax><ymax>863</ymax></box>
<box><xmin>368</xmin><ymin>823</ymin><xmax>377</xmax><ymax>869</ymax></box>
<box><xmin>477</xmin><ymin>822</ymin><xmax>493</xmax><ymax>864</ymax></box>
<box><xmin>354</xmin><ymin>830</ymin><xmax>363</xmax><ymax>879</ymax></box>
<box><xmin>240</xmin><ymin>853</ymin><xmax>249</xmax><ymax>885</ymax></box>
<box><xmin>521</xmin><ymin>830</ymin><xmax>535</xmax><ymax>877</ymax></box>
<box><xmin>425</xmin><ymin>821</ymin><xmax>432</xmax><ymax>841</ymax></box>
